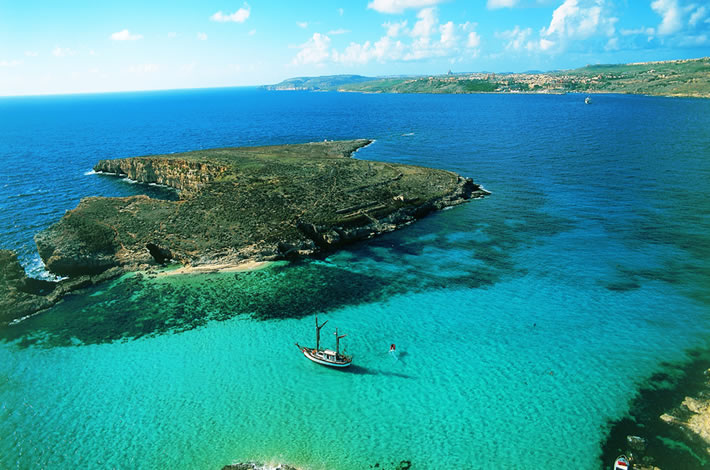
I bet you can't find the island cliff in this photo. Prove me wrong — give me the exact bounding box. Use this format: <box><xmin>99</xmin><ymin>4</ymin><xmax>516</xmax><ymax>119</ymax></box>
<box><xmin>2</xmin><ymin>140</ymin><xmax>488</xmax><ymax>323</ymax></box>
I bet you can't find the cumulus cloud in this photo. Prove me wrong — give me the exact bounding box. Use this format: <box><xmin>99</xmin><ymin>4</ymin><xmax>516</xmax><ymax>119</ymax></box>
<box><xmin>297</xmin><ymin>22</ymin><xmax>309</xmax><ymax>29</ymax></box>
<box><xmin>328</xmin><ymin>28</ymin><xmax>350</xmax><ymax>35</ymax></box>
<box><xmin>367</xmin><ymin>0</ymin><xmax>444</xmax><ymax>14</ymax></box>
<box><xmin>411</xmin><ymin>8</ymin><xmax>437</xmax><ymax>37</ymax></box>
<box><xmin>333</xmin><ymin>36</ymin><xmax>406</xmax><ymax>64</ymax></box>
<box><xmin>467</xmin><ymin>31</ymin><xmax>481</xmax><ymax>49</ymax></box>
<box><xmin>497</xmin><ymin>26</ymin><xmax>533</xmax><ymax>50</ymax></box>
<box><xmin>651</xmin><ymin>0</ymin><xmax>683</xmax><ymax>35</ymax></box>
<box><xmin>211</xmin><ymin>3</ymin><xmax>251</xmax><ymax>23</ymax></box>
<box><xmin>384</xmin><ymin>20</ymin><xmax>408</xmax><ymax>37</ymax></box>
<box><xmin>0</xmin><ymin>59</ymin><xmax>21</xmax><ymax>67</ymax></box>
<box><xmin>292</xmin><ymin>7</ymin><xmax>484</xmax><ymax>66</ymax></box>
<box><xmin>197</xmin><ymin>32</ymin><xmax>208</xmax><ymax>41</ymax></box>
<box><xmin>292</xmin><ymin>33</ymin><xmax>332</xmax><ymax>65</ymax></box>
<box><xmin>111</xmin><ymin>29</ymin><xmax>143</xmax><ymax>41</ymax></box>
<box><xmin>542</xmin><ymin>0</ymin><xmax>617</xmax><ymax>40</ymax></box>
<box><xmin>487</xmin><ymin>0</ymin><xmax>518</xmax><ymax>9</ymax></box>
<box><xmin>316</xmin><ymin>8</ymin><xmax>481</xmax><ymax>65</ymax></box>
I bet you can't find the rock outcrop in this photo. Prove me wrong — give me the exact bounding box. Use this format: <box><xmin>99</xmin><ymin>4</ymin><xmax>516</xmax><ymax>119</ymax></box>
<box><xmin>32</xmin><ymin>139</ymin><xmax>488</xmax><ymax>285</ymax></box>
<box><xmin>221</xmin><ymin>463</ymin><xmax>298</xmax><ymax>470</ymax></box>
<box><xmin>0</xmin><ymin>249</ymin><xmax>122</xmax><ymax>325</ymax></box>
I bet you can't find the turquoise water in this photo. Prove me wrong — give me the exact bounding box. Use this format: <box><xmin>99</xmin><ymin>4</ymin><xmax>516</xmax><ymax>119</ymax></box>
<box><xmin>1</xmin><ymin>90</ymin><xmax>710</xmax><ymax>469</ymax></box>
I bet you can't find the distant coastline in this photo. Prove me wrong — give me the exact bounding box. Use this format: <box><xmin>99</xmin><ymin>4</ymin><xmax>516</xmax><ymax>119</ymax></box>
<box><xmin>264</xmin><ymin>57</ymin><xmax>710</xmax><ymax>99</ymax></box>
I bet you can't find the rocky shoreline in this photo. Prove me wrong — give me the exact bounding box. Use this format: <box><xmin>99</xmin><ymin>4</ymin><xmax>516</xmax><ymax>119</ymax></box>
<box><xmin>1</xmin><ymin>140</ymin><xmax>488</xmax><ymax>324</ymax></box>
<box><xmin>601</xmin><ymin>349</ymin><xmax>710</xmax><ymax>469</ymax></box>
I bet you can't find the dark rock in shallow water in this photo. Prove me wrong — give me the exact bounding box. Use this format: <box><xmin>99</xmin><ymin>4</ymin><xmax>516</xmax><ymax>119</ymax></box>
<box><xmin>36</xmin><ymin>140</ymin><xmax>489</xmax><ymax>278</ymax></box>
<box><xmin>627</xmin><ymin>435</ymin><xmax>648</xmax><ymax>451</ymax></box>
<box><xmin>221</xmin><ymin>463</ymin><xmax>298</xmax><ymax>470</ymax></box>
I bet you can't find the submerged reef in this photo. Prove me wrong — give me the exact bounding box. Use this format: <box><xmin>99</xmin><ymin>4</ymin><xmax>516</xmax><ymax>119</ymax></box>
<box><xmin>1</xmin><ymin>140</ymin><xmax>488</xmax><ymax>324</ymax></box>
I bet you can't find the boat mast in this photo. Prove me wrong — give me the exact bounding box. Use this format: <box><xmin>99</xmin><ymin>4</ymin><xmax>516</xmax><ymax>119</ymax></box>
<box><xmin>335</xmin><ymin>328</ymin><xmax>347</xmax><ymax>355</ymax></box>
<box><xmin>315</xmin><ymin>315</ymin><xmax>328</xmax><ymax>351</ymax></box>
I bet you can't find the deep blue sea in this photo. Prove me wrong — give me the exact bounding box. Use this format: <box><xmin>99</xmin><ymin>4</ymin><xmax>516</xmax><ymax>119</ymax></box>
<box><xmin>1</xmin><ymin>88</ymin><xmax>709</xmax><ymax>469</ymax></box>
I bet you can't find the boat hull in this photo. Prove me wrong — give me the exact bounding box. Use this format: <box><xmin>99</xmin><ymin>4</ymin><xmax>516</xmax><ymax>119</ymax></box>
<box><xmin>298</xmin><ymin>346</ymin><xmax>352</xmax><ymax>368</ymax></box>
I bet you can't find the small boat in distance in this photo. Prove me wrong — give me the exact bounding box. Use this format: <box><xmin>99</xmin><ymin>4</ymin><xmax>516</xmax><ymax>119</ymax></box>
<box><xmin>295</xmin><ymin>315</ymin><xmax>353</xmax><ymax>368</ymax></box>
<box><xmin>613</xmin><ymin>455</ymin><xmax>631</xmax><ymax>470</ymax></box>
<box><xmin>585</xmin><ymin>96</ymin><xmax>592</xmax><ymax>104</ymax></box>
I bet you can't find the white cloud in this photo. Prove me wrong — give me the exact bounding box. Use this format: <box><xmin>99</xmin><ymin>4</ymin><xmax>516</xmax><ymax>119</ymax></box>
<box><xmin>367</xmin><ymin>0</ymin><xmax>444</xmax><ymax>14</ymax></box>
<box><xmin>197</xmin><ymin>32</ymin><xmax>208</xmax><ymax>41</ymax></box>
<box><xmin>0</xmin><ymin>60</ymin><xmax>21</xmax><ymax>67</ymax></box>
<box><xmin>52</xmin><ymin>46</ymin><xmax>76</xmax><ymax>57</ymax></box>
<box><xmin>384</xmin><ymin>20</ymin><xmax>408</xmax><ymax>37</ymax></box>
<box><xmin>333</xmin><ymin>36</ymin><xmax>406</xmax><ymax>64</ymax></box>
<box><xmin>328</xmin><ymin>28</ymin><xmax>350</xmax><ymax>35</ymax></box>
<box><xmin>211</xmin><ymin>3</ymin><xmax>251</xmax><ymax>23</ymax></box>
<box><xmin>24</xmin><ymin>51</ymin><xmax>39</xmax><ymax>57</ymax></box>
<box><xmin>688</xmin><ymin>5</ymin><xmax>707</xmax><ymax>27</ymax></box>
<box><xmin>542</xmin><ymin>0</ymin><xmax>617</xmax><ymax>40</ymax></box>
<box><xmin>293</xmin><ymin>8</ymin><xmax>486</xmax><ymax>66</ymax></box>
<box><xmin>411</xmin><ymin>8</ymin><xmax>437</xmax><ymax>37</ymax></box>
<box><xmin>167</xmin><ymin>32</ymin><xmax>177</xmax><ymax>38</ymax></box>
<box><xmin>497</xmin><ymin>26</ymin><xmax>533</xmax><ymax>50</ymax></box>
<box><xmin>248</xmin><ymin>29</ymin><xmax>257</xmax><ymax>36</ymax></box>
<box><xmin>111</xmin><ymin>29</ymin><xmax>143</xmax><ymax>41</ymax></box>
<box><xmin>487</xmin><ymin>0</ymin><xmax>518</xmax><ymax>9</ymax></box>
<box><xmin>439</xmin><ymin>21</ymin><xmax>457</xmax><ymax>49</ymax></box>
<box><xmin>620</xmin><ymin>27</ymin><xmax>655</xmax><ymax>36</ymax></box>
<box><xmin>604</xmin><ymin>36</ymin><xmax>619</xmax><ymax>50</ymax></box>
<box><xmin>297</xmin><ymin>22</ymin><xmax>309</xmax><ymax>29</ymax></box>
<box><xmin>292</xmin><ymin>33</ymin><xmax>332</xmax><ymax>65</ymax></box>
<box><xmin>539</xmin><ymin>38</ymin><xmax>555</xmax><ymax>50</ymax></box>
<box><xmin>467</xmin><ymin>31</ymin><xmax>481</xmax><ymax>49</ymax></box>
<box><xmin>651</xmin><ymin>0</ymin><xmax>682</xmax><ymax>35</ymax></box>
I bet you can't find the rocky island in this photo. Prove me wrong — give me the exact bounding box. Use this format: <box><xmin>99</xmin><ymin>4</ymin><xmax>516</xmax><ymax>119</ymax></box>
<box><xmin>1</xmin><ymin>140</ymin><xmax>488</xmax><ymax>324</ymax></box>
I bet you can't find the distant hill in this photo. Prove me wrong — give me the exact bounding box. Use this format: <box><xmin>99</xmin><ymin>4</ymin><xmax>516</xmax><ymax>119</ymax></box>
<box><xmin>263</xmin><ymin>75</ymin><xmax>374</xmax><ymax>91</ymax></box>
<box><xmin>264</xmin><ymin>57</ymin><xmax>710</xmax><ymax>98</ymax></box>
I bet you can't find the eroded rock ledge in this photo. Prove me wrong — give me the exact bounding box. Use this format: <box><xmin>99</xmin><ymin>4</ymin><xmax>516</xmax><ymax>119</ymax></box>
<box><xmin>2</xmin><ymin>140</ymin><xmax>488</xmax><ymax>323</ymax></box>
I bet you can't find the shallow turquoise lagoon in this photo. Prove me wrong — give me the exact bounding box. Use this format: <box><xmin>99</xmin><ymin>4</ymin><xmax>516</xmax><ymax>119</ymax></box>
<box><xmin>1</xmin><ymin>90</ymin><xmax>709</xmax><ymax>469</ymax></box>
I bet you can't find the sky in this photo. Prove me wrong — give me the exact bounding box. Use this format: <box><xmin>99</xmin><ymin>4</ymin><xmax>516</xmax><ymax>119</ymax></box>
<box><xmin>0</xmin><ymin>0</ymin><xmax>708</xmax><ymax>95</ymax></box>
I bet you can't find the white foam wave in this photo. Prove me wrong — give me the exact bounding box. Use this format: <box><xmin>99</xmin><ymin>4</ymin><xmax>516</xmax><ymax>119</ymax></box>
<box><xmin>84</xmin><ymin>169</ymin><xmax>97</xmax><ymax>176</ymax></box>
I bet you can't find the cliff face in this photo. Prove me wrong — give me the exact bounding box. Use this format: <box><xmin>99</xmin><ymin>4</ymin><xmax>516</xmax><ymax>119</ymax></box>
<box><xmin>35</xmin><ymin>140</ymin><xmax>489</xmax><ymax>278</ymax></box>
<box><xmin>94</xmin><ymin>158</ymin><xmax>228</xmax><ymax>194</ymax></box>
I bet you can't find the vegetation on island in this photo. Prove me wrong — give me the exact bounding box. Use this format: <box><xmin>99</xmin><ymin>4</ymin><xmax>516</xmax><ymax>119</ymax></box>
<box><xmin>265</xmin><ymin>57</ymin><xmax>710</xmax><ymax>98</ymax></box>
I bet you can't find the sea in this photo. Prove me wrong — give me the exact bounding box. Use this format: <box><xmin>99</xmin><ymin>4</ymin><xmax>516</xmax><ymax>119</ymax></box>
<box><xmin>1</xmin><ymin>88</ymin><xmax>709</xmax><ymax>469</ymax></box>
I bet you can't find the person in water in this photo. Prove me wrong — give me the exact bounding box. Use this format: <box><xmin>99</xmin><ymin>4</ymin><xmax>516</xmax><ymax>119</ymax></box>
<box><xmin>390</xmin><ymin>344</ymin><xmax>396</xmax><ymax>352</ymax></box>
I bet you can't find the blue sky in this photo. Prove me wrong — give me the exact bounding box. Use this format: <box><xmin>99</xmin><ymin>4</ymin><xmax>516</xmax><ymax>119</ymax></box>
<box><xmin>0</xmin><ymin>0</ymin><xmax>708</xmax><ymax>95</ymax></box>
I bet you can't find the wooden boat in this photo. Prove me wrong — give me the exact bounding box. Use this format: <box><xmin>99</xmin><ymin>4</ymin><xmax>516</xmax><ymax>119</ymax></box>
<box><xmin>295</xmin><ymin>315</ymin><xmax>352</xmax><ymax>368</ymax></box>
<box><xmin>613</xmin><ymin>455</ymin><xmax>630</xmax><ymax>470</ymax></box>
